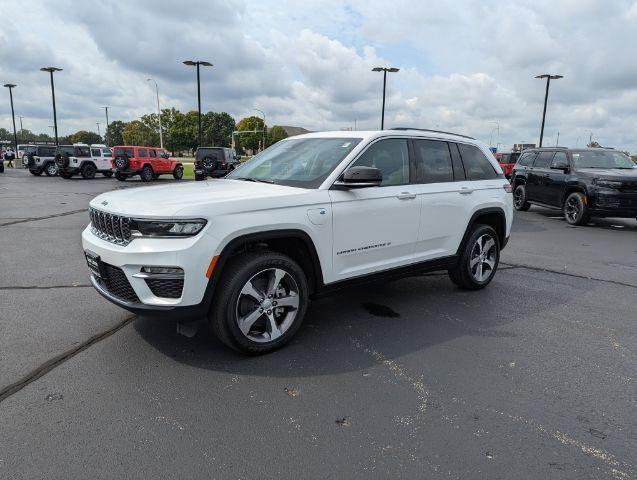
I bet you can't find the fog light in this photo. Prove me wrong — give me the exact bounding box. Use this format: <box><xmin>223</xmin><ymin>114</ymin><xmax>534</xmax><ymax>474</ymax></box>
<box><xmin>141</xmin><ymin>266</ymin><xmax>184</xmax><ymax>275</ymax></box>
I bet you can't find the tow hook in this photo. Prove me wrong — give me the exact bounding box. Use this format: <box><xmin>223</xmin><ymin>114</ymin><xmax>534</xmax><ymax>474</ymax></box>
<box><xmin>176</xmin><ymin>319</ymin><xmax>200</xmax><ymax>338</ymax></box>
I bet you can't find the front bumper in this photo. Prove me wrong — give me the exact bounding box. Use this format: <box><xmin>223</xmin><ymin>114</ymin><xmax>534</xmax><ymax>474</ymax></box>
<box><xmin>589</xmin><ymin>190</ymin><xmax>637</xmax><ymax>217</ymax></box>
<box><xmin>82</xmin><ymin>225</ymin><xmax>216</xmax><ymax>316</ymax></box>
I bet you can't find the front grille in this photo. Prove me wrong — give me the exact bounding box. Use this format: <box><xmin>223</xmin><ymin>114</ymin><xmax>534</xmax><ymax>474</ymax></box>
<box><xmin>145</xmin><ymin>278</ymin><xmax>184</xmax><ymax>299</ymax></box>
<box><xmin>89</xmin><ymin>208</ymin><xmax>131</xmax><ymax>245</ymax></box>
<box><xmin>97</xmin><ymin>263</ymin><xmax>139</xmax><ymax>303</ymax></box>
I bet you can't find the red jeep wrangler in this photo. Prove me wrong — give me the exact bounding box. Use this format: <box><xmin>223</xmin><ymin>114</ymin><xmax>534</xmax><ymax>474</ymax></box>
<box><xmin>112</xmin><ymin>146</ymin><xmax>184</xmax><ymax>182</ymax></box>
<box><xmin>497</xmin><ymin>152</ymin><xmax>520</xmax><ymax>180</ymax></box>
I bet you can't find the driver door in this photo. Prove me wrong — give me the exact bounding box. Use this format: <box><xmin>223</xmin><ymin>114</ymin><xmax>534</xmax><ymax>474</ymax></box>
<box><xmin>328</xmin><ymin>138</ymin><xmax>421</xmax><ymax>281</ymax></box>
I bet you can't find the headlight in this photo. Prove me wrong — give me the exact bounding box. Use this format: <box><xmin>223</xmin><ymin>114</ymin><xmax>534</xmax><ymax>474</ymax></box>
<box><xmin>594</xmin><ymin>179</ymin><xmax>622</xmax><ymax>189</ymax></box>
<box><xmin>130</xmin><ymin>218</ymin><xmax>207</xmax><ymax>237</ymax></box>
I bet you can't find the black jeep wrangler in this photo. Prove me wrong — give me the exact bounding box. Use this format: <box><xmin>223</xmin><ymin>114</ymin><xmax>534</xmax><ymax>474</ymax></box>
<box><xmin>194</xmin><ymin>147</ymin><xmax>240</xmax><ymax>181</ymax></box>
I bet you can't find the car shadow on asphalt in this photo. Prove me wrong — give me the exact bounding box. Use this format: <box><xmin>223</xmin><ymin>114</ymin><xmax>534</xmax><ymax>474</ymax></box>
<box><xmin>132</xmin><ymin>271</ymin><xmax>548</xmax><ymax>378</ymax></box>
<box><xmin>524</xmin><ymin>207</ymin><xmax>637</xmax><ymax>231</ymax></box>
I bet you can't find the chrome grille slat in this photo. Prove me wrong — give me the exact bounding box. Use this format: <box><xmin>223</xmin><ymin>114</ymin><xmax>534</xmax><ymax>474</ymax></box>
<box><xmin>89</xmin><ymin>207</ymin><xmax>132</xmax><ymax>245</ymax></box>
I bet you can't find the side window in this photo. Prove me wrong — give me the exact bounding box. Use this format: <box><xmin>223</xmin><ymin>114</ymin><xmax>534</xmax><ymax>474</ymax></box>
<box><xmin>350</xmin><ymin>139</ymin><xmax>409</xmax><ymax>186</ymax></box>
<box><xmin>149</xmin><ymin>149</ymin><xmax>157</xmax><ymax>158</ymax></box>
<box><xmin>551</xmin><ymin>151</ymin><xmax>568</xmax><ymax>167</ymax></box>
<box><xmin>102</xmin><ymin>148</ymin><xmax>112</xmax><ymax>157</ymax></box>
<box><xmin>412</xmin><ymin>139</ymin><xmax>453</xmax><ymax>183</ymax></box>
<box><xmin>457</xmin><ymin>143</ymin><xmax>498</xmax><ymax>180</ymax></box>
<box><xmin>449</xmin><ymin>143</ymin><xmax>466</xmax><ymax>180</ymax></box>
<box><xmin>138</xmin><ymin>148</ymin><xmax>147</xmax><ymax>158</ymax></box>
<box><xmin>91</xmin><ymin>148</ymin><xmax>101</xmax><ymax>157</ymax></box>
<box><xmin>533</xmin><ymin>151</ymin><xmax>554</xmax><ymax>168</ymax></box>
<box><xmin>77</xmin><ymin>147</ymin><xmax>90</xmax><ymax>157</ymax></box>
<box><xmin>517</xmin><ymin>152</ymin><xmax>535</xmax><ymax>167</ymax></box>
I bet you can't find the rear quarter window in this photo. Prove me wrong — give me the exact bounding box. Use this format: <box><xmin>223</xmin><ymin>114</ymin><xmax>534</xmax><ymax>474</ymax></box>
<box><xmin>457</xmin><ymin>143</ymin><xmax>499</xmax><ymax>180</ymax></box>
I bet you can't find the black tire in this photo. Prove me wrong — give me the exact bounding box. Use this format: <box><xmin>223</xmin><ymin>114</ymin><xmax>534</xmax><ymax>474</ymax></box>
<box><xmin>30</xmin><ymin>169</ymin><xmax>42</xmax><ymax>176</ymax></box>
<box><xmin>564</xmin><ymin>192</ymin><xmax>590</xmax><ymax>226</ymax></box>
<box><xmin>102</xmin><ymin>171</ymin><xmax>113</xmax><ymax>178</ymax></box>
<box><xmin>513</xmin><ymin>184</ymin><xmax>531</xmax><ymax>211</ymax></box>
<box><xmin>22</xmin><ymin>156</ymin><xmax>29</xmax><ymax>168</ymax></box>
<box><xmin>114</xmin><ymin>155</ymin><xmax>129</xmax><ymax>170</ymax></box>
<box><xmin>210</xmin><ymin>251</ymin><xmax>309</xmax><ymax>355</ymax></box>
<box><xmin>140</xmin><ymin>165</ymin><xmax>153</xmax><ymax>182</ymax></box>
<box><xmin>115</xmin><ymin>172</ymin><xmax>127</xmax><ymax>181</ymax></box>
<box><xmin>60</xmin><ymin>171</ymin><xmax>73</xmax><ymax>179</ymax></box>
<box><xmin>194</xmin><ymin>170</ymin><xmax>205</xmax><ymax>181</ymax></box>
<box><xmin>173</xmin><ymin>165</ymin><xmax>184</xmax><ymax>180</ymax></box>
<box><xmin>448</xmin><ymin>224</ymin><xmax>500</xmax><ymax>290</ymax></box>
<box><xmin>55</xmin><ymin>153</ymin><xmax>70</xmax><ymax>169</ymax></box>
<box><xmin>44</xmin><ymin>162</ymin><xmax>58</xmax><ymax>177</ymax></box>
<box><xmin>81</xmin><ymin>163</ymin><xmax>96</xmax><ymax>179</ymax></box>
<box><xmin>26</xmin><ymin>154</ymin><xmax>35</xmax><ymax>168</ymax></box>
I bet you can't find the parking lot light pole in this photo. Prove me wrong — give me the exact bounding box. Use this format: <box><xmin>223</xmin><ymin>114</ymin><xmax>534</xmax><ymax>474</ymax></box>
<box><xmin>101</xmin><ymin>106</ymin><xmax>109</xmax><ymax>142</ymax></box>
<box><xmin>96</xmin><ymin>122</ymin><xmax>101</xmax><ymax>138</ymax></box>
<box><xmin>183</xmin><ymin>60</ymin><xmax>213</xmax><ymax>148</ymax></box>
<box><xmin>40</xmin><ymin>67</ymin><xmax>63</xmax><ymax>145</ymax></box>
<box><xmin>146</xmin><ymin>79</ymin><xmax>164</xmax><ymax>149</ymax></box>
<box><xmin>535</xmin><ymin>74</ymin><xmax>563</xmax><ymax>147</ymax></box>
<box><xmin>3</xmin><ymin>83</ymin><xmax>18</xmax><ymax>152</ymax></box>
<box><xmin>372</xmin><ymin>67</ymin><xmax>399</xmax><ymax>130</ymax></box>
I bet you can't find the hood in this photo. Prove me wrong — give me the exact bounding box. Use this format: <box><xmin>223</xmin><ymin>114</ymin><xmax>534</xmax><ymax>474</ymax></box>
<box><xmin>577</xmin><ymin>168</ymin><xmax>637</xmax><ymax>180</ymax></box>
<box><xmin>90</xmin><ymin>179</ymin><xmax>311</xmax><ymax>217</ymax></box>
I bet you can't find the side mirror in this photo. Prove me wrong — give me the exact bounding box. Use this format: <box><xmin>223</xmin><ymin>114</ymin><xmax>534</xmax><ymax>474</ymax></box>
<box><xmin>334</xmin><ymin>166</ymin><xmax>382</xmax><ymax>188</ymax></box>
<box><xmin>551</xmin><ymin>161</ymin><xmax>569</xmax><ymax>171</ymax></box>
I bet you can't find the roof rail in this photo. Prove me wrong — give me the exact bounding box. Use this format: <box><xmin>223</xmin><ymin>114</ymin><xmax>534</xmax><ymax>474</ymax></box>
<box><xmin>530</xmin><ymin>146</ymin><xmax>568</xmax><ymax>150</ymax></box>
<box><xmin>389</xmin><ymin>127</ymin><xmax>475</xmax><ymax>140</ymax></box>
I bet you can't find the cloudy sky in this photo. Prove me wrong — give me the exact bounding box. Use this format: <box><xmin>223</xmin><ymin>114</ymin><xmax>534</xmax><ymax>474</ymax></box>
<box><xmin>1</xmin><ymin>0</ymin><xmax>637</xmax><ymax>152</ymax></box>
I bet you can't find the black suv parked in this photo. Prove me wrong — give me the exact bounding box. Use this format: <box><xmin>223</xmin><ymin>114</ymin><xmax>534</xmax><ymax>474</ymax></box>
<box><xmin>511</xmin><ymin>147</ymin><xmax>637</xmax><ymax>225</ymax></box>
<box><xmin>194</xmin><ymin>147</ymin><xmax>240</xmax><ymax>181</ymax></box>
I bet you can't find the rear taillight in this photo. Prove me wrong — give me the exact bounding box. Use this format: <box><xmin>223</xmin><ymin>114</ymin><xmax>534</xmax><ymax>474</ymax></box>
<box><xmin>503</xmin><ymin>183</ymin><xmax>512</xmax><ymax>193</ymax></box>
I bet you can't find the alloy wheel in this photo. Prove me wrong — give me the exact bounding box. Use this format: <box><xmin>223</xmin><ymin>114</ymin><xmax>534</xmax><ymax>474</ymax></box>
<box><xmin>514</xmin><ymin>187</ymin><xmax>524</xmax><ymax>209</ymax></box>
<box><xmin>565</xmin><ymin>196</ymin><xmax>580</xmax><ymax>223</ymax></box>
<box><xmin>469</xmin><ymin>234</ymin><xmax>497</xmax><ymax>282</ymax></box>
<box><xmin>235</xmin><ymin>268</ymin><xmax>300</xmax><ymax>343</ymax></box>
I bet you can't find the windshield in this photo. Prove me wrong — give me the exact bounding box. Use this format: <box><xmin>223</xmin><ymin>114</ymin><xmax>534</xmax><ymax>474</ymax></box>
<box><xmin>572</xmin><ymin>151</ymin><xmax>636</xmax><ymax>169</ymax></box>
<box><xmin>226</xmin><ymin>137</ymin><xmax>362</xmax><ymax>188</ymax></box>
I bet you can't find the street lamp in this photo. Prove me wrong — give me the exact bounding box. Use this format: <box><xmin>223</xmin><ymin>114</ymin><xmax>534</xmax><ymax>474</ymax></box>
<box><xmin>535</xmin><ymin>74</ymin><xmax>563</xmax><ymax>147</ymax></box>
<box><xmin>146</xmin><ymin>78</ymin><xmax>164</xmax><ymax>149</ymax></box>
<box><xmin>40</xmin><ymin>67</ymin><xmax>63</xmax><ymax>145</ymax></box>
<box><xmin>253</xmin><ymin>107</ymin><xmax>266</xmax><ymax>151</ymax></box>
<box><xmin>101</xmin><ymin>106</ymin><xmax>109</xmax><ymax>142</ymax></box>
<box><xmin>3</xmin><ymin>83</ymin><xmax>18</xmax><ymax>152</ymax></box>
<box><xmin>372</xmin><ymin>66</ymin><xmax>399</xmax><ymax>129</ymax></box>
<box><xmin>18</xmin><ymin>116</ymin><xmax>24</xmax><ymax>132</ymax></box>
<box><xmin>96</xmin><ymin>122</ymin><xmax>101</xmax><ymax>138</ymax></box>
<box><xmin>183</xmin><ymin>60</ymin><xmax>213</xmax><ymax>148</ymax></box>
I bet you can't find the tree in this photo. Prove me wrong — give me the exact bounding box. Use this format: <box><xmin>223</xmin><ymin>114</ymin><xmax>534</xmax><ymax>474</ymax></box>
<box><xmin>236</xmin><ymin>116</ymin><xmax>266</xmax><ymax>152</ymax></box>
<box><xmin>267</xmin><ymin>125</ymin><xmax>288</xmax><ymax>146</ymax></box>
<box><xmin>166</xmin><ymin>111</ymin><xmax>198</xmax><ymax>153</ymax></box>
<box><xmin>105</xmin><ymin>120</ymin><xmax>127</xmax><ymax>146</ymax></box>
<box><xmin>202</xmin><ymin>111</ymin><xmax>235</xmax><ymax>147</ymax></box>
<box><xmin>139</xmin><ymin>114</ymin><xmax>161</xmax><ymax>146</ymax></box>
<box><xmin>69</xmin><ymin>130</ymin><xmax>102</xmax><ymax>145</ymax></box>
<box><xmin>122</xmin><ymin>120</ymin><xmax>155</xmax><ymax>146</ymax></box>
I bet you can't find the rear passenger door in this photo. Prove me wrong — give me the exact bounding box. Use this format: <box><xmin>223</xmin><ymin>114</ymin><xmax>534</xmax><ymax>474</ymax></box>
<box><xmin>410</xmin><ymin>139</ymin><xmax>471</xmax><ymax>259</ymax></box>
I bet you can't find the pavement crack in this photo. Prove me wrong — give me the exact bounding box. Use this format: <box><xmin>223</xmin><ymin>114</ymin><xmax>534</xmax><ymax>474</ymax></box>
<box><xmin>0</xmin><ymin>315</ymin><xmax>136</xmax><ymax>404</ymax></box>
<box><xmin>0</xmin><ymin>208</ymin><xmax>87</xmax><ymax>227</ymax></box>
<box><xmin>0</xmin><ymin>284</ymin><xmax>92</xmax><ymax>291</ymax></box>
<box><xmin>501</xmin><ymin>262</ymin><xmax>637</xmax><ymax>290</ymax></box>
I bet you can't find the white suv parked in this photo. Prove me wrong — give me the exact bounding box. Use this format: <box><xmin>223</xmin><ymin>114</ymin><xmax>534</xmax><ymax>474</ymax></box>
<box><xmin>57</xmin><ymin>143</ymin><xmax>114</xmax><ymax>179</ymax></box>
<box><xmin>83</xmin><ymin>129</ymin><xmax>513</xmax><ymax>354</ymax></box>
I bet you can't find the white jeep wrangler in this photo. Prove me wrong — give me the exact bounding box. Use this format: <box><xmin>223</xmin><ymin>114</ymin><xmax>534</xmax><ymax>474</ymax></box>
<box><xmin>26</xmin><ymin>145</ymin><xmax>59</xmax><ymax>176</ymax></box>
<box><xmin>56</xmin><ymin>143</ymin><xmax>114</xmax><ymax>179</ymax></box>
<box><xmin>83</xmin><ymin>129</ymin><xmax>513</xmax><ymax>354</ymax></box>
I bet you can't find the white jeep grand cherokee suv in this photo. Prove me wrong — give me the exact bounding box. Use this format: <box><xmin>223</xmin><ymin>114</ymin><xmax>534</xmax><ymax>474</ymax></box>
<box><xmin>83</xmin><ymin>129</ymin><xmax>513</xmax><ymax>354</ymax></box>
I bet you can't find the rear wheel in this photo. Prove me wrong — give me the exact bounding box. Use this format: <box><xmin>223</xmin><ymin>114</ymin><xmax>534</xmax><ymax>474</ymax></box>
<box><xmin>194</xmin><ymin>170</ymin><xmax>205</xmax><ymax>181</ymax></box>
<box><xmin>513</xmin><ymin>184</ymin><xmax>531</xmax><ymax>211</ymax></box>
<box><xmin>115</xmin><ymin>172</ymin><xmax>127</xmax><ymax>181</ymax></box>
<box><xmin>44</xmin><ymin>163</ymin><xmax>58</xmax><ymax>177</ymax></box>
<box><xmin>172</xmin><ymin>165</ymin><xmax>184</xmax><ymax>180</ymax></box>
<box><xmin>210</xmin><ymin>251</ymin><xmax>308</xmax><ymax>354</ymax></box>
<box><xmin>81</xmin><ymin>163</ymin><xmax>96</xmax><ymax>179</ymax></box>
<box><xmin>102</xmin><ymin>171</ymin><xmax>113</xmax><ymax>178</ymax></box>
<box><xmin>448</xmin><ymin>224</ymin><xmax>500</xmax><ymax>290</ymax></box>
<box><xmin>564</xmin><ymin>192</ymin><xmax>590</xmax><ymax>226</ymax></box>
<box><xmin>140</xmin><ymin>165</ymin><xmax>153</xmax><ymax>182</ymax></box>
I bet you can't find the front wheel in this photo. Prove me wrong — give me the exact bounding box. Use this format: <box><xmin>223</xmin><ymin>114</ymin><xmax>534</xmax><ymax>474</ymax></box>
<box><xmin>513</xmin><ymin>184</ymin><xmax>531</xmax><ymax>211</ymax></box>
<box><xmin>172</xmin><ymin>165</ymin><xmax>184</xmax><ymax>180</ymax></box>
<box><xmin>564</xmin><ymin>192</ymin><xmax>590</xmax><ymax>226</ymax></box>
<box><xmin>44</xmin><ymin>163</ymin><xmax>59</xmax><ymax>177</ymax></box>
<box><xmin>115</xmin><ymin>172</ymin><xmax>127</xmax><ymax>181</ymax></box>
<box><xmin>140</xmin><ymin>165</ymin><xmax>154</xmax><ymax>182</ymax></box>
<box><xmin>81</xmin><ymin>163</ymin><xmax>96</xmax><ymax>179</ymax></box>
<box><xmin>210</xmin><ymin>251</ymin><xmax>309</xmax><ymax>354</ymax></box>
<box><xmin>448</xmin><ymin>224</ymin><xmax>500</xmax><ymax>290</ymax></box>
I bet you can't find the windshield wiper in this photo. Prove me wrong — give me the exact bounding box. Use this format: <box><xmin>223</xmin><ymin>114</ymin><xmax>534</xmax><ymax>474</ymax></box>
<box><xmin>234</xmin><ymin>177</ymin><xmax>275</xmax><ymax>184</ymax></box>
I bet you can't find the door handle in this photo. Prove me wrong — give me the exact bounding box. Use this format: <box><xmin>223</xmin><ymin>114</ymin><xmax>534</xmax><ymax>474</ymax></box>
<box><xmin>396</xmin><ymin>192</ymin><xmax>416</xmax><ymax>200</ymax></box>
<box><xmin>542</xmin><ymin>173</ymin><xmax>550</xmax><ymax>178</ymax></box>
<box><xmin>459</xmin><ymin>187</ymin><xmax>474</xmax><ymax>194</ymax></box>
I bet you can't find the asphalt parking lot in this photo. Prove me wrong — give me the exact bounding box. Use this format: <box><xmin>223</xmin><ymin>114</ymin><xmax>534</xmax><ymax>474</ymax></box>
<box><xmin>1</xmin><ymin>168</ymin><xmax>636</xmax><ymax>479</ymax></box>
